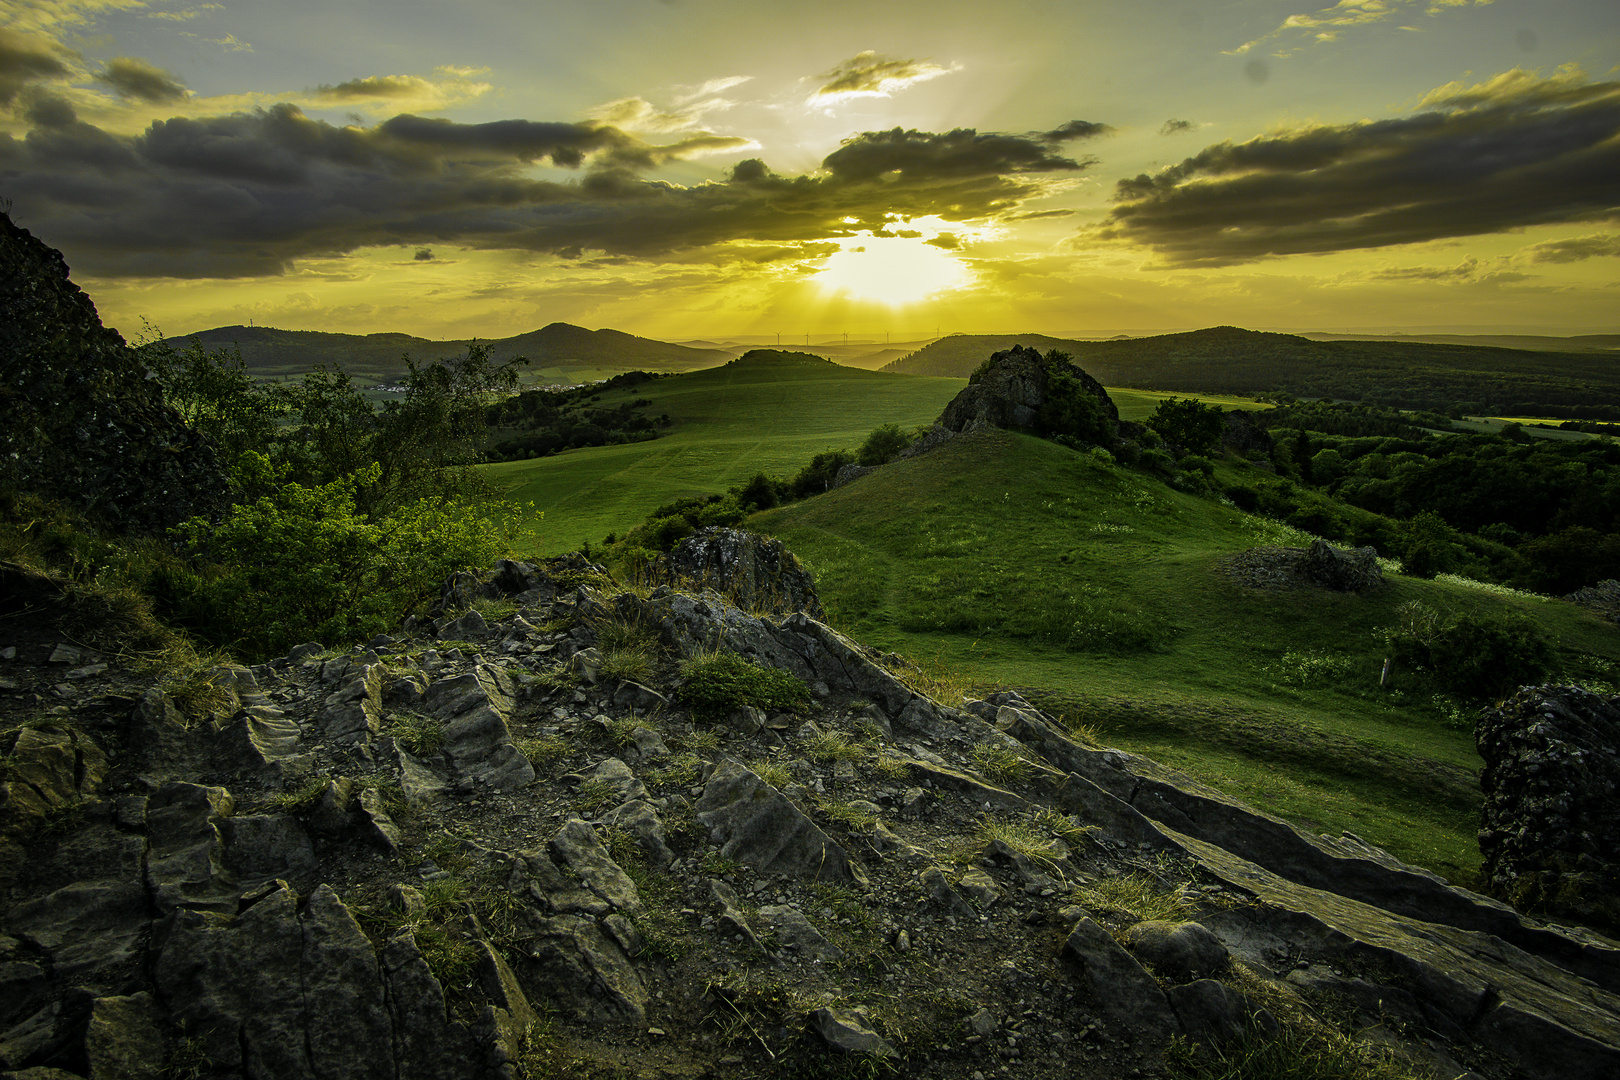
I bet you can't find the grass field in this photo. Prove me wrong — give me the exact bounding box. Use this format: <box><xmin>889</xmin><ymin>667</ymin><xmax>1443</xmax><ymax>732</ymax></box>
<box><xmin>485</xmin><ymin>352</ymin><xmax>963</xmax><ymax>553</ymax></box>
<box><xmin>750</xmin><ymin>429</ymin><xmax>1620</xmax><ymax>886</ymax></box>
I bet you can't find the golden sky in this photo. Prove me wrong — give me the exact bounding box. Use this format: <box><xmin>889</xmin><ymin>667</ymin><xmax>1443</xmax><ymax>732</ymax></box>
<box><xmin>3</xmin><ymin>0</ymin><xmax>1618</xmax><ymax>340</ymax></box>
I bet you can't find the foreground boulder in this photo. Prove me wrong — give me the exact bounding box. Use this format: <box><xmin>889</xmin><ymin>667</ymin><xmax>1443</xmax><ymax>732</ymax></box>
<box><xmin>1478</xmin><ymin>685</ymin><xmax>1620</xmax><ymax>930</ymax></box>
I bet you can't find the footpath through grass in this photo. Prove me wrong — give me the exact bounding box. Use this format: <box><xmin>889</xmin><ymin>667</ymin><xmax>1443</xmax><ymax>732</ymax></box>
<box><xmin>753</xmin><ymin>429</ymin><xmax>1620</xmax><ymax>886</ymax></box>
<box><xmin>485</xmin><ymin>352</ymin><xmax>963</xmax><ymax>554</ymax></box>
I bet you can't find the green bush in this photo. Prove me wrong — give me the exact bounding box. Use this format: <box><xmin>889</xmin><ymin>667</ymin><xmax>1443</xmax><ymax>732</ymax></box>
<box><xmin>1379</xmin><ymin>601</ymin><xmax>1555</xmax><ymax>699</ymax></box>
<box><xmin>857</xmin><ymin>423</ymin><xmax>911</xmax><ymax>467</ymax></box>
<box><xmin>1146</xmin><ymin>397</ymin><xmax>1225</xmax><ymax>455</ymax></box>
<box><xmin>167</xmin><ymin>460</ymin><xmax>515</xmax><ymax>659</ymax></box>
<box><xmin>790</xmin><ymin>450</ymin><xmax>856</xmax><ymax>499</ymax></box>
<box><xmin>677</xmin><ymin>650</ymin><xmax>811</xmax><ymax>721</ymax></box>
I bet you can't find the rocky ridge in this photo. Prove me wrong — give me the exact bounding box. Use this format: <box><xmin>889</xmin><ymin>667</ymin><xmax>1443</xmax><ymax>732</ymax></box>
<box><xmin>2</xmin><ymin>551</ymin><xmax>1619</xmax><ymax>1079</ymax></box>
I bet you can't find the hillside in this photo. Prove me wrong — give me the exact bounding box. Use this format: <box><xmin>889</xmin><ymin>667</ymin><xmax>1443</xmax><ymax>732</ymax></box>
<box><xmin>484</xmin><ymin>350</ymin><xmax>964</xmax><ymax>552</ymax></box>
<box><xmin>752</xmin><ymin>427</ymin><xmax>1620</xmax><ymax>885</ymax></box>
<box><xmin>168</xmin><ymin>321</ymin><xmax>730</xmax><ymax>386</ymax></box>
<box><xmin>884</xmin><ymin>327</ymin><xmax>1620</xmax><ymax>415</ymax></box>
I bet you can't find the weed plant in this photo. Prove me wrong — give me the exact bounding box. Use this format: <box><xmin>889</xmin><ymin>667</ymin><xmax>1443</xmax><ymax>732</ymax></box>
<box><xmin>1074</xmin><ymin>871</ymin><xmax>1198</xmax><ymax>925</ymax></box>
<box><xmin>387</xmin><ymin>712</ymin><xmax>445</xmax><ymax>756</ymax></box>
<box><xmin>968</xmin><ymin>741</ymin><xmax>1031</xmax><ymax>786</ymax></box>
<box><xmin>677</xmin><ymin>649</ymin><xmax>810</xmax><ymax>721</ymax></box>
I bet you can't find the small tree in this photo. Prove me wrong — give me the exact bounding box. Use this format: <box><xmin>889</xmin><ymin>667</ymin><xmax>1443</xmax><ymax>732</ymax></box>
<box><xmin>857</xmin><ymin>423</ymin><xmax>911</xmax><ymax>466</ymax></box>
<box><xmin>1146</xmin><ymin>397</ymin><xmax>1225</xmax><ymax>455</ymax></box>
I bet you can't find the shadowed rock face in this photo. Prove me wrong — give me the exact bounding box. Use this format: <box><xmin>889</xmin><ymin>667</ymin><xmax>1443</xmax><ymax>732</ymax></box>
<box><xmin>1478</xmin><ymin>685</ymin><xmax>1620</xmax><ymax>930</ymax></box>
<box><xmin>0</xmin><ymin>213</ymin><xmax>226</xmax><ymax>533</ymax></box>
<box><xmin>937</xmin><ymin>344</ymin><xmax>1118</xmax><ymax>437</ymax></box>
<box><xmin>648</xmin><ymin>527</ymin><xmax>825</xmax><ymax>619</ymax></box>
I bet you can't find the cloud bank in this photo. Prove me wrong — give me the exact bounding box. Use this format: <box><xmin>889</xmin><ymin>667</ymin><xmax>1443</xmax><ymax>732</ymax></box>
<box><xmin>810</xmin><ymin>51</ymin><xmax>954</xmax><ymax>104</ymax></box>
<box><xmin>0</xmin><ymin>97</ymin><xmax>1108</xmax><ymax>277</ymax></box>
<box><xmin>1099</xmin><ymin>69</ymin><xmax>1620</xmax><ymax>266</ymax></box>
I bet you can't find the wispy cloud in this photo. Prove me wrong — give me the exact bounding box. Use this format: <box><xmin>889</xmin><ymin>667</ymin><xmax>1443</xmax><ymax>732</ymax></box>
<box><xmin>1518</xmin><ymin>233</ymin><xmax>1620</xmax><ymax>264</ymax></box>
<box><xmin>809</xmin><ymin>51</ymin><xmax>955</xmax><ymax>105</ymax></box>
<box><xmin>1160</xmin><ymin>118</ymin><xmax>1194</xmax><ymax>135</ymax></box>
<box><xmin>312</xmin><ymin>68</ymin><xmax>493</xmax><ymax>114</ymax></box>
<box><xmin>1225</xmin><ymin>0</ymin><xmax>1493</xmax><ymax>57</ymax></box>
<box><xmin>1097</xmin><ymin>68</ymin><xmax>1620</xmax><ymax>266</ymax></box>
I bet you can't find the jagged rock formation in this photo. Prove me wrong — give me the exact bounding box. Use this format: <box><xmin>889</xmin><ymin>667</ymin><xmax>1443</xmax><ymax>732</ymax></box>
<box><xmin>3</xmin><ymin>557</ymin><xmax>1619</xmax><ymax>1078</ymax></box>
<box><xmin>1218</xmin><ymin>540</ymin><xmax>1386</xmax><ymax>593</ymax></box>
<box><xmin>0</xmin><ymin>213</ymin><xmax>228</xmax><ymax>533</ymax></box>
<box><xmin>643</xmin><ymin>527</ymin><xmax>825</xmax><ymax>619</ymax></box>
<box><xmin>1478</xmin><ymin>685</ymin><xmax>1620</xmax><ymax>930</ymax></box>
<box><xmin>1568</xmin><ymin>580</ymin><xmax>1620</xmax><ymax>625</ymax></box>
<box><xmin>938</xmin><ymin>344</ymin><xmax>1118</xmax><ymax>437</ymax></box>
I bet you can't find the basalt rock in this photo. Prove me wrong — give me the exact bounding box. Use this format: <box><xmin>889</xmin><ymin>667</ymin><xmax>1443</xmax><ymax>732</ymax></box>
<box><xmin>0</xmin><ymin>213</ymin><xmax>227</xmax><ymax>533</ymax></box>
<box><xmin>1477</xmin><ymin>685</ymin><xmax>1620</xmax><ymax>930</ymax></box>
<box><xmin>646</xmin><ymin>527</ymin><xmax>825</xmax><ymax>619</ymax></box>
<box><xmin>1302</xmin><ymin>538</ymin><xmax>1385</xmax><ymax>592</ymax></box>
<box><xmin>938</xmin><ymin>344</ymin><xmax>1118</xmax><ymax>438</ymax></box>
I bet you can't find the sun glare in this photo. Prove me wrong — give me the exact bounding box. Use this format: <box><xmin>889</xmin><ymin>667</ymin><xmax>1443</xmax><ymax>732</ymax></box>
<box><xmin>815</xmin><ymin>232</ymin><xmax>971</xmax><ymax>306</ymax></box>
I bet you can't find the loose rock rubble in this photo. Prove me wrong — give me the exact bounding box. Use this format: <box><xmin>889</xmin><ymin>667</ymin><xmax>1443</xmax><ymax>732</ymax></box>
<box><xmin>1216</xmin><ymin>539</ymin><xmax>1385</xmax><ymax>593</ymax></box>
<box><xmin>2</xmin><ymin>555</ymin><xmax>1618</xmax><ymax>1079</ymax></box>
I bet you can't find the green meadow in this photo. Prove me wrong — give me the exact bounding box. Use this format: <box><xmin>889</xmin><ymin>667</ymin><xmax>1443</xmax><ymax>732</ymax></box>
<box><xmin>752</xmin><ymin>429</ymin><xmax>1620</xmax><ymax>885</ymax></box>
<box><xmin>485</xmin><ymin>353</ymin><xmax>963</xmax><ymax>553</ymax></box>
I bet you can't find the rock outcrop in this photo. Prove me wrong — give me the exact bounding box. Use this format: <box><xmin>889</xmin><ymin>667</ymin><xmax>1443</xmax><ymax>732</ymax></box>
<box><xmin>644</xmin><ymin>527</ymin><xmax>825</xmax><ymax>618</ymax></box>
<box><xmin>2</xmin><ymin>557</ymin><xmax>1618</xmax><ymax>1079</ymax></box>
<box><xmin>938</xmin><ymin>343</ymin><xmax>1118</xmax><ymax>438</ymax></box>
<box><xmin>0</xmin><ymin>213</ymin><xmax>228</xmax><ymax>533</ymax></box>
<box><xmin>1478</xmin><ymin>685</ymin><xmax>1620</xmax><ymax>930</ymax></box>
<box><xmin>1218</xmin><ymin>539</ymin><xmax>1386</xmax><ymax>593</ymax></box>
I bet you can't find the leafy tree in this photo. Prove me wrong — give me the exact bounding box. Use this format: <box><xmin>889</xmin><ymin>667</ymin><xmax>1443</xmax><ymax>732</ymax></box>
<box><xmin>1401</xmin><ymin>510</ymin><xmax>1463</xmax><ymax>579</ymax></box>
<box><xmin>142</xmin><ymin>337</ymin><xmax>285</xmax><ymax>467</ymax></box>
<box><xmin>1039</xmin><ymin>367</ymin><xmax>1115</xmax><ymax>449</ymax></box>
<box><xmin>1146</xmin><ymin>397</ymin><xmax>1225</xmax><ymax>455</ymax></box>
<box><xmin>790</xmin><ymin>450</ymin><xmax>856</xmax><ymax>499</ymax></box>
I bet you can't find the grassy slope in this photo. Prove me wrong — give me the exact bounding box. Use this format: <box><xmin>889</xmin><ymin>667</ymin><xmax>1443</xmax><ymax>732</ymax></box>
<box><xmin>486</xmin><ymin>352</ymin><xmax>964</xmax><ymax>553</ymax></box>
<box><xmin>752</xmin><ymin>429</ymin><xmax>1620</xmax><ymax>885</ymax></box>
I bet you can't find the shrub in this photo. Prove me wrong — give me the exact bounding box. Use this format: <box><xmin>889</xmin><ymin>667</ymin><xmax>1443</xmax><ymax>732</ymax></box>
<box><xmin>857</xmin><ymin>423</ymin><xmax>911</xmax><ymax>467</ymax></box>
<box><xmin>789</xmin><ymin>450</ymin><xmax>856</xmax><ymax>499</ymax></box>
<box><xmin>1379</xmin><ymin>601</ymin><xmax>1555</xmax><ymax>699</ymax></box>
<box><xmin>677</xmin><ymin>650</ymin><xmax>811</xmax><ymax>721</ymax></box>
<box><xmin>168</xmin><ymin>461</ymin><xmax>516</xmax><ymax>659</ymax></box>
<box><xmin>1146</xmin><ymin>397</ymin><xmax>1225</xmax><ymax>455</ymax></box>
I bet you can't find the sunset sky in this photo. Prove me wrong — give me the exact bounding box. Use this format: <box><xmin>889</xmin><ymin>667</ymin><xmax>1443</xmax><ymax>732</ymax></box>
<box><xmin>3</xmin><ymin>0</ymin><xmax>1617</xmax><ymax>341</ymax></box>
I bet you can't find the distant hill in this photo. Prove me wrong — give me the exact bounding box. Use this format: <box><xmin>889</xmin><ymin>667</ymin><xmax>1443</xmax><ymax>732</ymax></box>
<box><xmin>1300</xmin><ymin>332</ymin><xmax>1620</xmax><ymax>353</ymax></box>
<box><xmin>167</xmin><ymin>322</ymin><xmax>730</xmax><ymax>385</ymax></box>
<box><xmin>882</xmin><ymin>326</ymin><xmax>1620</xmax><ymax>415</ymax></box>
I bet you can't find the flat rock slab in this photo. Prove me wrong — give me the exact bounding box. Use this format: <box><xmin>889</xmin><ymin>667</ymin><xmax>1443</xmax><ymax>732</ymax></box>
<box><xmin>696</xmin><ymin>760</ymin><xmax>863</xmax><ymax>884</ymax></box>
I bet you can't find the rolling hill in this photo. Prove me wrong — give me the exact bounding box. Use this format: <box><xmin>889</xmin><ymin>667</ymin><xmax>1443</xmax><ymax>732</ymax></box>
<box><xmin>484</xmin><ymin>350</ymin><xmax>965</xmax><ymax>552</ymax></box>
<box><xmin>749</xmin><ymin>426</ymin><xmax>1620</xmax><ymax>885</ymax></box>
<box><xmin>883</xmin><ymin>326</ymin><xmax>1620</xmax><ymax>415</ymax></box>
<box><xmin>167</xmin><ymin>321</ymin><xmax>731</xmax><ymax>386</ymax></box>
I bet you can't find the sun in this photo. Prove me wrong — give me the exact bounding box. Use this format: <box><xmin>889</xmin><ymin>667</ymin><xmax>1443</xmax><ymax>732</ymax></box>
<box><xmin>814</xmin><ymin>232</ymin><xmax>971</xmax><ymax>306</ymax></box>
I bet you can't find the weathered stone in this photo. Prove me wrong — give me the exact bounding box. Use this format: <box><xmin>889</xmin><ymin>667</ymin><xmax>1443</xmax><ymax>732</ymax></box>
<box><xmin>697</xmin><ymin>760</ymin><xmax>863</xmax><ymax>883</ymax></box>
<box><xmin>320</xmin><ymin>662</ymin><xmax>383</xmax><ymax>743</ymax></box>
<box><xmin>584</xmin><ymin>757</ymin><xmax>648</xmax><ymax>807</ymax></box>
<box><xmin>549</xmin><ymin>818</ymin><xmax>642</xmax><ymax>915</ymax></box>
<box><xmin>957</xmin><ymin>868</ymin><xmax>1006</xmax><ymax>908</ymax></box>
<box><xmin>522</xmin><ymin>912</ymin><xmax>647</xmax><ymax>1025</ymax></box>
<box><xmin>221</xmin><ymin>813</ymin><xmax>315</xmax><ymax>883</ymax></box>
<box><xmin>1063</xmin><ymin>917</ymin><xmax>1181</xmax><ymax>1041</ymax></box>
<box><xmin>153</xmin><ymin>883</ymin><xmax>397</xmax><ymax>1080</ymax></box>
<box><xmin>7</xmin><ymin>880</ymin><xmax>149</xmax><ymax>981</ymax></box>
<box><xmin>1478</xmin><ymin>685</ymin><xmax>1620</xmax><ymax>930</ymax></box>
<box><xmin>380</xmin><ymin>932</ymin><xmax>482</xmax><ymax>1080</ymax></box>
<box><xmin>306</xmin><ymin>778</ymin><xmax>358</xmax><ymax>836</ymax></box>
<box><xmin>143</xmin><ymin>782</ymin><xmax>236</xmax><ymax>915</ymax></box>
<box><xmin>83</xmin><ymin>992</ymin><xmax>167</xmax><ymax>1080</ymax></box>
<box><xmin>612</xmin><ymin>680</ymin><xmax>669</xmax><ymax>713</ymax></box>
<box><xmin>1302</xmin><ymin>539</ymin><xmax>1384</xmax><ymax>592</ymax></box>
<box><xmin>424</xmin><ymin>665</ymin><xmax>535</xmax><ymax>791</ymax></box>
<box><xmin>755</xmin><ymin>905</ymin><xmax>841</xmax><ymax>961</ymax></box>
<box><xmin>808</xmin><ymin>1007</ymin><xmax>897</xmax><ymax>1057</ymax></box>
<box><xmin>603</xmin><ymin>800</ymin><xmax>675</xmax><ymax>869</ymax></box>
<box><xmin>1122</xmin><ymin>920</ymin><xmax>1230</xmax><ymax>982</ymax></box>
<box><xmin>920</xmin><ymin>867</ymin><xmax>977</xmax><ymax>921</ymax></box>
<box><xmin>647</xmin><ymin>528</ymin><xmax>825</xmax><ymax>619</ymax></box>
<box><xmin>1166</xmin><ymin>979</ymin><xmax>1266</xmax><ymax>1048</ymax></box>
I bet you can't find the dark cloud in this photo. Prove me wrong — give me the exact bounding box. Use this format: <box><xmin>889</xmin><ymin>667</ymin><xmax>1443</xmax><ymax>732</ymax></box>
<box><xmin>1159</xmin><ymin>118</ymin><xmax>1193</xmax><ymax>135</ymax></box>
<box><xmin>315</xmin><ymin>76</ymin><xmax>425</xmax><ymax>101</ymax></box>
<box><xmin>1099</xmin><ymin>71</ymin><xmax>1620</xmax><ymax>266</ymax></box>
<box><xmin>822</xmin><ymin>127</ymin><xmax>1091</xmax><ymax>181</ymax></box>
<box><xmin>0</xmin><ymin>31</ymin><xmax>70</xmax><ymax>107</ymax></box>
<box><xmin>414</xmin><ymin>247</ymin><xmax>434</xmax><ymax>260</ymax></box>
<box><xmin>1521</xmin><ymin>233</ymin><xmax>1620</xmax><ymax>263</ymax></box>
<box><xmin>811</xmin><ymin>51</ymin><xmax>949</xmax><ymax>100</ymax></box>
<box><xmin>1</xmin><ymin>105</ymin><xmax>1093</xmax><ymax>278</ymax></box>
<box><xmin>926</xmin><ymin>233</ymin><xmax>960</xmax><ymax>249</ymax></box>
<box><xmin>99</xmin><ymin>57</ymin><xmax>188</xmax><ymax>103</ymax></box>
<box><xmin>1041</xmin><ymin>120</ymin><xmax>1113</xmax><ymax>143</ymax></box>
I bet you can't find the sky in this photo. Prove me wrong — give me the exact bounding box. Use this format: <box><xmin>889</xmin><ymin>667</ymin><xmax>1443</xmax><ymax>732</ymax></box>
<box><xmin>2</xmin><ymin>0</ymin><xmax>1618</xmax><ymax>342</ymax></box>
